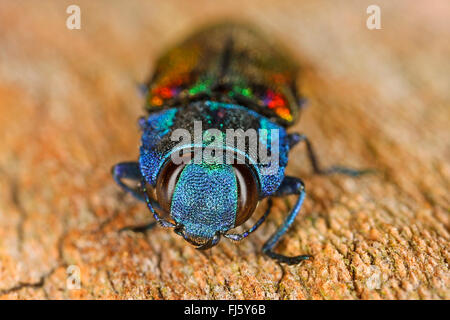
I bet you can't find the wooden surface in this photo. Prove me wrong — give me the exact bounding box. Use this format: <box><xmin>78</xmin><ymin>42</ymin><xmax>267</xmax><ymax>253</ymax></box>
<box><xmin>0</xmin><ymin>0</ymin><xmax>448</xmax><ymax>299</ymax></box>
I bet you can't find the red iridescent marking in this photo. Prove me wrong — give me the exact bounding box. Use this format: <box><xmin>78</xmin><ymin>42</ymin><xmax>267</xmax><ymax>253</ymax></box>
<box><xmin>149</xmin><ymin>75</ymin><xmax>192</xmax><ymax>106</ymax></box>
<box><xmin>153</xmin><ymin>86</ymin><xmax>181</xmax><ymax>99</ymax></box>
<box><xmin>263</xmin><ymin>89</ymin><xmax>292</xmax><ymax>122</ymax></box>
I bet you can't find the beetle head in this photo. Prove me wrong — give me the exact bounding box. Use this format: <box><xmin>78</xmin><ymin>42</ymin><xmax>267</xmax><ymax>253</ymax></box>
<box><xmin>146</xmin><ymin>158</ymin><xmax>259</xmax><ymax>249</ymax></box>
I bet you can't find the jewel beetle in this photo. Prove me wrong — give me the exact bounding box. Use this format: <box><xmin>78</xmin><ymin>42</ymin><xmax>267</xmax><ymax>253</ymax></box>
<box><xmin>112</xmin><ymin>22</ymin><xmax>367</xmax><ymax>265</ymax></box>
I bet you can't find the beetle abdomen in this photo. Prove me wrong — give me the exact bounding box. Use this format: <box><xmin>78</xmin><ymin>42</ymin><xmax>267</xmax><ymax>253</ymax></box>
<box><xmin>145</xmin><ymin>22</ymin><xmax>302</xmax><ymax>126</ymax></box>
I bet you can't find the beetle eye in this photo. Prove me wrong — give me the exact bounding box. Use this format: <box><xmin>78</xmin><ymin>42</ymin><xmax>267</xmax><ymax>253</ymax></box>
<box><xmin>233</xmin><ymin>164</ymin><xmax>259</xmax><ymax>227</ymax></box>
<box><xmin>154</xmin><ymin>157</ymin><xmax>188</xmax><ymax>215</ymax></box>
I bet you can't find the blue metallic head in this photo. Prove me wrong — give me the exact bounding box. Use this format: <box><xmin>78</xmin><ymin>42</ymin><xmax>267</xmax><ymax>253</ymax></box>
<box><xmin>142</xmin><ymin>155</ymin><xmax>260</xmax><ymax>249</ymax></box>
<box><xmin>171</xmin><ymin>162</ymin><xmax>238</xmax><ymax>248</ymax></box>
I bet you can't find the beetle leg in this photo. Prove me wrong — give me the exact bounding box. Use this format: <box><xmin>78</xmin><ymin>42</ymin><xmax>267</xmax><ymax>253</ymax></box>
<box><xmin>137</xmin><ymin>83</ymin><xmax>148</xmax><ymax>97</ymax></box>
<box><xmin>112</xmin><ymin>162</ymin><xmax>159</xmax><ymax>234</ymax></box>
<box><xmin>298</xmin><ymin>97</ymin><xmax>309</xmax><ymax>109</ymax></box>
<box><xmin>111</xmin><ymin>161</ymin><xmax>145</xmax><ymax>201</ymax></box>
<box><xmin>119</xmin><ymin>222</ymin><xmax>157</xmax><ymax>234</ymax></box>
<box><xmin>224</xmin><ymin>198</ymin><xmax>273</xmax><ymax>241</ymax></box>
<box><xmin>287</xmin><ymin>133</ymin><xmax>373</xmax><ymax>177</ymax></box>
<box><xmin>262</xmin><ymin>176</ymin><xmax>311</xmax><ymax>265</ymax></box>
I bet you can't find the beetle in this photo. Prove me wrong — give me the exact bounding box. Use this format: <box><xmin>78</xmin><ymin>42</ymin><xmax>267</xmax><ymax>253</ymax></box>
<box><xmin>112</xmin><ymin>22</ymin><xmax>368</xmax><ymax>265</ymax></box>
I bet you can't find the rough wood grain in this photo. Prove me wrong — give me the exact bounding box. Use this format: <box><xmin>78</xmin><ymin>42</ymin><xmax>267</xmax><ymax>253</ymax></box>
<box><xmin>0</xmin><ymin>0</ymin><xmax>448</xmax><ymax>299</ymax></box>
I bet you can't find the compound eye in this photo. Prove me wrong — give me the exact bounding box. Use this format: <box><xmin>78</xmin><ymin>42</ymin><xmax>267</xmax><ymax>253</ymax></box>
<box><xmin>154</xmin><ymin>156</ymin><xmax>190</xmax><ymax>215</ymax></box>
<box><xmin>233</xmin><ymin>164</ymin><xmax>259</xmax><ymax>227</ymax></box>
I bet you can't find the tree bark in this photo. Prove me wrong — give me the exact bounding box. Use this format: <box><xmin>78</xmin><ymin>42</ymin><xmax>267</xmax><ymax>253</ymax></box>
<box><xmin>0</xmin><ymin>0</ymin><xmax>448</xmax><ymax>299</ymax></box>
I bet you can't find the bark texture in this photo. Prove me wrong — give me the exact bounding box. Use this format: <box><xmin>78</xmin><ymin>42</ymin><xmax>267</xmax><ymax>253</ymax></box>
<box><xmin>0</xmin><ymin>0</ymin><xmax>448</xmax><ymax>299</ymax></box>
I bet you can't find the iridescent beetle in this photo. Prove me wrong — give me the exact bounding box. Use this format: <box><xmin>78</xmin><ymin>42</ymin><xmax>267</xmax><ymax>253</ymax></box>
<box><xmin>112</xmin><ymin>23</ymin><xmax>367</xmax><ymax>264</ymax></box>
